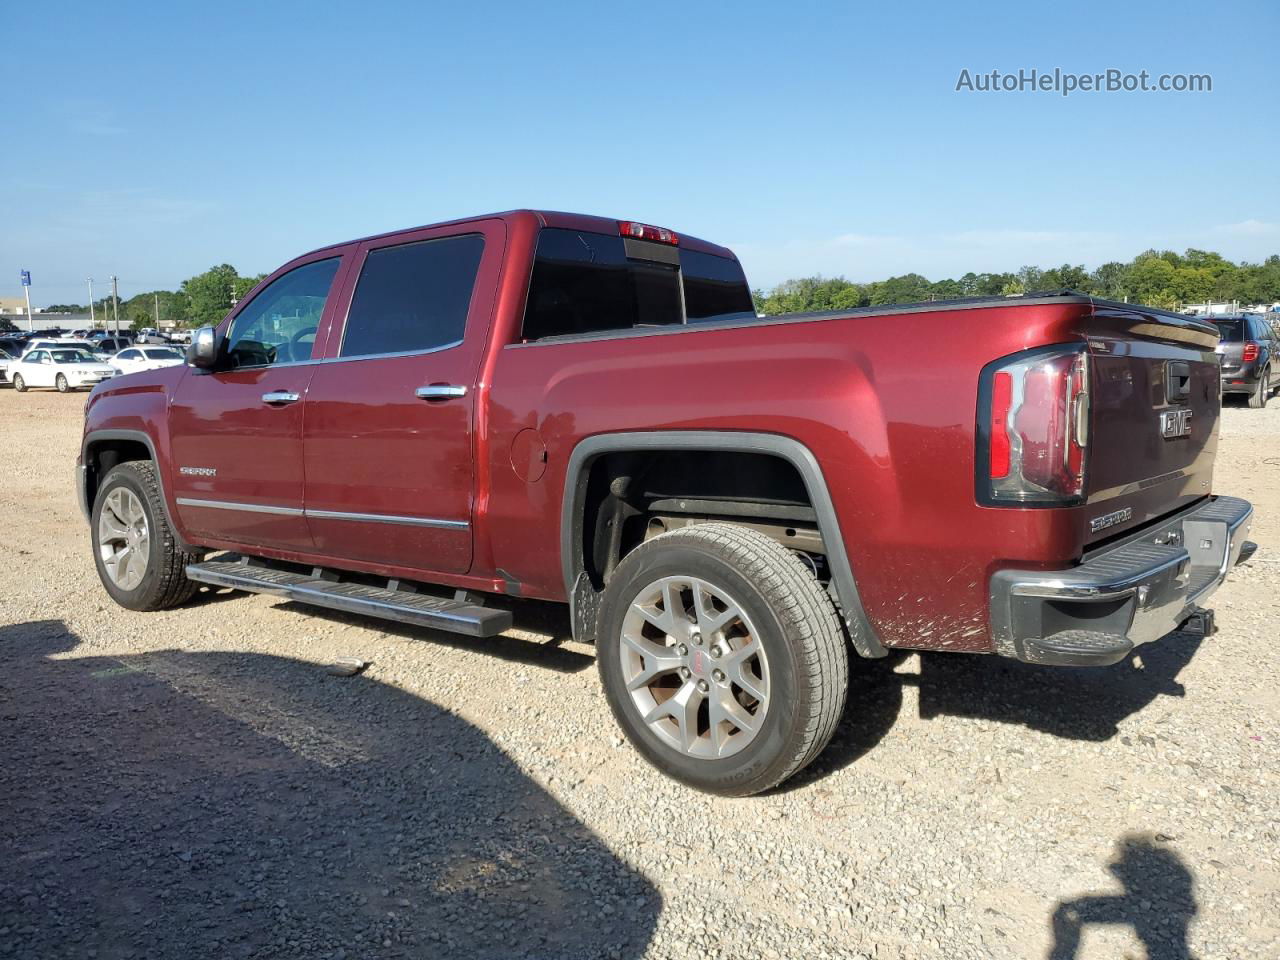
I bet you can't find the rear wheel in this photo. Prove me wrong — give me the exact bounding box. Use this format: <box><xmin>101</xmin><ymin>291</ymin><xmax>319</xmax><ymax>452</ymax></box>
<box><xmin>92</xmin><ymin>461</ymin><xmax>200</xmax><ymax>611</ymax></box>
<box><xmin>1248</xmin><ymin>369</ymin><xmax>1269</xmax><ymax>408</ymax></box>
<box><xmin>55</xmin><ymin>373</ymin><xmax>70</xmax><ymax>393</ymax></box>
<box><xmin>596</xmin><ymin>522</ymin><xmax>848</xmax><ymax>796</ymax></box>
<box><xmin>12</xmin><ymin>373</ymin><xmax>26</xmax><ymax>392</ymax></box>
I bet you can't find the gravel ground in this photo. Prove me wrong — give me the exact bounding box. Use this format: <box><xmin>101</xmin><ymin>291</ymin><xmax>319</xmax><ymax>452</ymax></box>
<box><xmin>1</xmin><ymin>387</ymin><xmax>1278</xmax><ymax>960</ymax></box>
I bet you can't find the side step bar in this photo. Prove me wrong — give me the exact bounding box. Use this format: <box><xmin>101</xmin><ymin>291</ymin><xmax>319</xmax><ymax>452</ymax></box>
<box><xmin>185</xmin><ymin>559</ymin><xmax>513</xmax><ymax>638</ymax></box>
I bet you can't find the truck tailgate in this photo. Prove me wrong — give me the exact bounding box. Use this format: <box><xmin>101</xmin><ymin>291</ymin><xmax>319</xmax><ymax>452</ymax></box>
<box><xmin>1083</xmin><ymin>303</ymin><xmax>1221</xmax><ymax>543</ymax></box>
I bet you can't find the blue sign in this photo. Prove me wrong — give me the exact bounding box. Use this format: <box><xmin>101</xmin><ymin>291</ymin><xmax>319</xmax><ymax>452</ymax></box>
<box><xmin>20</xmin><ymin>270</ymin><xmax>30</xmax><ymax>286</ymax></box>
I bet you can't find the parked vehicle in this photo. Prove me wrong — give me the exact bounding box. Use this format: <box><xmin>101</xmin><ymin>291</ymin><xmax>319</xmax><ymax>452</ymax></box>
<box><xmin>110</xmin><ymin>345</ymin><xmax>186</xmax><ymax>376</ymax></box>
<box><xmin>77</xmin><ymin>210</ymin><xmax>1255</xmax><ymax>795</ymax></box>
<box><xmin>93</xmin><ymin>337</ymin><xmax>133</xmax><ymax>360</ymax></box>
<box><xmin>22</xmin><ymin>338</ymin><xmax>100</xmax><ymax>357</ymax></box>
<box><xmin>0</xmin><ymin>341</ymin><xmax>19</xmax><ymax>384</ymax></box>
<box><xmin>1215</xmin><ymin>313</ymin><xmax>1280</xmax><ymax>408</ymax></box>
<box><xmin>11</xmin><ymin>348</ymin><xmax>117</xmax><ymax>393</ymax></box>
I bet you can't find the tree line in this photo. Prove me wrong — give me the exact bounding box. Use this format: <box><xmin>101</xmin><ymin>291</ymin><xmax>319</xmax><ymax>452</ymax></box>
<box><xmin>752</xmin><ymin>248</ymin><xmax>1280</xmax><ymax>315</ymax></box>
<box><xmin>42</xmin><ymin>264</ymin><xmax>266</xmax><ymax>330</ymax></box>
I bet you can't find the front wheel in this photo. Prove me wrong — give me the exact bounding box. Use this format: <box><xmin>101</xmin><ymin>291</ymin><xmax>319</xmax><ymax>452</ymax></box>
<box><xmin>597</xmin><ymin>523</ymin><xmax>849</xmax><ymax>796</ymax></box>
<box><xmin>1248</xmin><ymin>369</ymin><xmax>1269</xmax><ymax>408</ymax></box>
<box><xmin>12</xmin><ymin>374</ymin><xmax>26</xmax><ymax>392</ymax></box>
<box><xmin>92</xmin><ymin>461</ymin><xmax>200</xmax><ymax>611</ymax></box>
<box><xmin>55</xmin><ymin>373</ymin><xmax>70</xmax><ymax>393</ymax></box>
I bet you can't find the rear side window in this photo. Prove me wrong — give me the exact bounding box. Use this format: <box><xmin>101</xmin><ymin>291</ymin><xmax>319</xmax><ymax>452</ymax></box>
<box><xmin>681</xmin><ymin>248</ymin><xmax>757</xmax><ymax>323</ymax></box>
<box><xmin>520</xmin><ymin>228</ymin><xmax>754</xmax><ymax>340</ymax></box>
<box><xmin>340</xmin><ymin>235</ymin><xmax>485</xmax><ymax>358</ymax></box>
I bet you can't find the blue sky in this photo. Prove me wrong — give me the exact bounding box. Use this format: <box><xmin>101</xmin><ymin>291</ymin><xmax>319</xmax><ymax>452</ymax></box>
<box><xmin>4</xmin><ymin>0</ymin><xmax>1278</xmax><ymax>306</ymax></box>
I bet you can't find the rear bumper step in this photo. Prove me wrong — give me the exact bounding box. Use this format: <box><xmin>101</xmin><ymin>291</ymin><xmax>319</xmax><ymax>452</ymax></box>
<box><xmin>990</xmin><ymin>495</ymin><xmax>1253</xmax><ymax>666</ymax></box>
<box><xmin>185</xmin><ymin>559</ymin><xmax>513</xmax><ymax>638</ymax></box>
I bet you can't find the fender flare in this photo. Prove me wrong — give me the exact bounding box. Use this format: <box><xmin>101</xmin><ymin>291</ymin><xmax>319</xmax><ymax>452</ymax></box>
<box><xmin>560</xmin><ymin>430</ymin><xmax>886</xmax><ymax>658</ymax></box>
<box><xmin>80</xmin><ymin>428</ymin><xmax>197</xmax><ymax>553</ymax></box>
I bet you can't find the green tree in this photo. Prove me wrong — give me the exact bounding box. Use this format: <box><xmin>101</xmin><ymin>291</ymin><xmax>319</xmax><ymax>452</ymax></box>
<box><xmin>181</xmin><ymin>264</ymin><xmax>241</xmax><ymax>327</ymax></box>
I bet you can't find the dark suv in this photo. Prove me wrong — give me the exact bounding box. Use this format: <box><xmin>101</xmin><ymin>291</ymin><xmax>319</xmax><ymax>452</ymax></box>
<box><xmin>1215</xmin><ymin>313</ymin><xmax>1280</xmax><ymax>408</ymax></box>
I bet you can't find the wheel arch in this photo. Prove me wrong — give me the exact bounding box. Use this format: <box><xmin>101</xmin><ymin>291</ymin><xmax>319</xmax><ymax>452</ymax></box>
<box><xmin>560</xmin><ymin>431</ymin><xmax>885</xmax><ymax>657</ymax></box>
<box><xmin>81</xmin><ymin>429</ymin><xmax>195</xmax><ymax>552</ymax></box>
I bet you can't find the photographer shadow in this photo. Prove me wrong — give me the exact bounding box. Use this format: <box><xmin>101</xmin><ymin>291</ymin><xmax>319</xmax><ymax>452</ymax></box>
<box><xmin>1049</xmin><ymin>834</ymin><xmax>1197</xmax><ymax>960</ymax></box>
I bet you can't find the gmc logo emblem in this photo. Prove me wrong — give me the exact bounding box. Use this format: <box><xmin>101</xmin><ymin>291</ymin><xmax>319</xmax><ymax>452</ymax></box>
<box><xmin>1160</xmin><ymin>409</ymin><xmax>1193</xmax><ymax>439</ymax></box>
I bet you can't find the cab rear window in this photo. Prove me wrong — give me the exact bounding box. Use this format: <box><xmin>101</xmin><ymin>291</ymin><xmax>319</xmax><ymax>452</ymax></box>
<box><xmin>520</xmin><ymin>228</ymin><xmax>755</xmax><ymax>341</ymax></box>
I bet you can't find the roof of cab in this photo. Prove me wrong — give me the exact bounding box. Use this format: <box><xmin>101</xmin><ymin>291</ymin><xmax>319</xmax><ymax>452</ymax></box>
<box><xmin>302</xmin><ymin>210</ymin><xmax>738</xmax><ymax>261</ymax></box>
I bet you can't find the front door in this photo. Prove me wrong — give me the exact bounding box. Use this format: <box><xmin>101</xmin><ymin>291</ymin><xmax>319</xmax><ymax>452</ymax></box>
<box><xmin>302</xmin><ymin>222</ymin><xmax>502</xmax><ymax>575</ymax></box>
<box><xmin>169</xmin><ymin>251</ymin><xmax>350</xmax><ymax>550</ymax></box>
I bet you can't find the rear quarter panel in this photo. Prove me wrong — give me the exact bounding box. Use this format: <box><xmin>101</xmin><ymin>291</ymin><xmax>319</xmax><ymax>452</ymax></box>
<box><xmin>485</xmin><ymin>301</ymin><xmax>1096</xmax><ymax>654</ymax></box>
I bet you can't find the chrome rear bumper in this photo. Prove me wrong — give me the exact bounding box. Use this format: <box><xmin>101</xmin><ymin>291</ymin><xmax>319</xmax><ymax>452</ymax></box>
<box><xmin>990</xmin><ymin>495</ymin><xmax>1254</xmax><ymax>666</ymax></box>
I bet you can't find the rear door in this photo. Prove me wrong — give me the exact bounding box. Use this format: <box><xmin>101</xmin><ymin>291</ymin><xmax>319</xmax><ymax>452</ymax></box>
<box><xmin>1084</xmin><ymin>304</ymin><xmax>1221</xmax><ymax>540</ymax></box>
<box><xmin>301</xmin><ymin>220</ymin><xmax>503</xmax><ymax>575</ymax></box>
<box><xmin>169</xmin><ymin>250</ymin><xmax>352</xmax><ymax>551</ymax></box>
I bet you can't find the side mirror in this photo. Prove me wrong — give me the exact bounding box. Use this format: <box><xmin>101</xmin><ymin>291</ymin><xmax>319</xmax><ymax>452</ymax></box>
<box><xmin>187</xmin><ymin>327</ymin><xmax>221</xmax><ymax>369</ymax></box>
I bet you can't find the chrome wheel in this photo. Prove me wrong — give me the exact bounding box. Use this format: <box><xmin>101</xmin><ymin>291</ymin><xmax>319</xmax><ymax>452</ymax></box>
<box><xmin>97</xmin><ymin>487</ymin><xmax>150</xmax><ymax>591</ymax></box>
<box><xmin>619</xmin><ymin>575</ymin><xmax>770</xmax><ymax>760</ymax></box>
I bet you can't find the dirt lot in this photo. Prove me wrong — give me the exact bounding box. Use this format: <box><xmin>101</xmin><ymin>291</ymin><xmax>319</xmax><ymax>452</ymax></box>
<box><xmin>1</xmin><ymin>387</ymin><xmax>1278</xmax><ymax>960</ymax></box>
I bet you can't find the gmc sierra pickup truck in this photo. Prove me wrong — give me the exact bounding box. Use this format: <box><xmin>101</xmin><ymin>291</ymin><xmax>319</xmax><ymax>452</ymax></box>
<box><xmin>79</xmin><ymin>210</ymin><xmax>1255</xmax><ymax>795</ymax></box>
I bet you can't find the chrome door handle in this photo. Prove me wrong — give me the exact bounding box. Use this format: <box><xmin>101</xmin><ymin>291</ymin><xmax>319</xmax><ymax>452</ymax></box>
<box><xmin>262</xmin><ymin>391</ymin><xmax>301</xmax><ymax>405</ymax></box>
<box><xmin>415</xmin><ymin>385</ymin><xmax>468</xmax><ymax>401</ymax></box>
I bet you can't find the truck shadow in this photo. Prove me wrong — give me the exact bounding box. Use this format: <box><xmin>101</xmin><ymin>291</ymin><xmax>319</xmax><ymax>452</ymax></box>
<box><xmin>0</xmin><ymin>620</ymin><xmax>659</xmax><ymax>960</ymax></box>
<box><xmin>1047</xmin><ymin>833</ymin><xmax>1197</xmax><ymax>960</ymax></box>
<box><xmin>787</xmin><ymin>631</ymin><xmax>1202</xmax><ymax>789</ymax></box>
<box><xmin>912</xmin><ymin>631</ymin><xmax>1203</xmax><ymax>741</ymax></box>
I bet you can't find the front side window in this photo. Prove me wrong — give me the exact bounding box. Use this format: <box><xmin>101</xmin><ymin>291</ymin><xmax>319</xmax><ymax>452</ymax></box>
<box><xmin>339</xmin><ymin>235</ymin><xmax>485</xmax><ymax>359</ymax></box>
<box><xmin>225</xmin><ymin>258</ymin><xmax>341</xmax><ymax>368</ymax></box>
<box><xmin>146</xmin><ymin>348</ymin><xmax>182</xmax><ymax>360</ymax></box>
<box><xmin>53</xmin><ymin>350</ymin><xmax>94</xmax><ymax>363</ymax></box>
<box><xmin>28</xmin><ymin>351</ymin><xmax>47</xmax><ymax>363</ymax></box>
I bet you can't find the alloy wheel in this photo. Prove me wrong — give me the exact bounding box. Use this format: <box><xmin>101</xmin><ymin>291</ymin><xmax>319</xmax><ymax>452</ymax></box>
<box><xmin>98</xmin><ymin>487</ymin><xmax>150</xmax><ymax>591</ymax></box>
<box><xmin>618</xmin><ymin>575</ymin><xmax>770</xmax><ymax>760</ymax></box>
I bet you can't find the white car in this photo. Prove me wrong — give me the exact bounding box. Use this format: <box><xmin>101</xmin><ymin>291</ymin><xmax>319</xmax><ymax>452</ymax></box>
<box><xmin>21</xmin><ymin>338</ymin><xmax>116</xmax><ymax>361</ymax></box>
<box><xmin>8</xmin><ymin>348</ymin><xmax>118</xmax><ymax>393</ymax></box>
<box><xmin>111</xmin><ymin>345</ymin><xmax>186</xmax><ymax>375</ymax></box>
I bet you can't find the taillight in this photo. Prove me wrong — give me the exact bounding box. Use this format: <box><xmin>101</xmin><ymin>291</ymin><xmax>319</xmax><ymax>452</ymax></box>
<box><xmin>1243</xmin><ymin>341</ymin><xmax>1260</xmax><ymax>363</ymax></box>
<box><xmin>979</xmin><ymin>346</ymin><xmax>1090</xmax><ymax>505</ymax></box>
<box><xmin>618</xmin><ymin>220</ymin><xmax>679</xmax><ymax>245</ymax></box>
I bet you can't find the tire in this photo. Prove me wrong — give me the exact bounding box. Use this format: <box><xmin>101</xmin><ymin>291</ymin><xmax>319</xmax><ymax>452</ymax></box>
<box><xmin>596</xmin><ymin>522</ymin><xmax>848</xmax><ymax>796</ymax></box>
<box><xmin>1248</xmin><ymin>369</ymin><xmax>1269</xmax><ymax>408</ymax></box>
<box><xmin>12</xmin><ymin>373</ymin><xmax>26</xmax><ymax>392</ymax></box>
<box><xmin>91</xmin><ymin>461</ymin><xmax>200</xmax><ymax>611</ymax></box>
<box><xmin>56</xmin><ymin>373</ymin><xmax>69</xmax><ymax>393</ymax></box>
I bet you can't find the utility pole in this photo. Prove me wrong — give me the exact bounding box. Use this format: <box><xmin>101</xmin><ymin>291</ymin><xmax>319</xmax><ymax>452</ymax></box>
<box><xmin>229</xmin><ymin>281</ymin><xmax>239</xmax><ymax>309</ymax></box>
<box><xmin>110</xmin><ymin>275</ymin><xmax>120</xmax><ymax>335</ymax></box>
<box><xmin>154</xmin><ymin>292</ymin><xmax>160</xmax><ymax>327</ymax></box>
<box><xmin>87</xmin><ymin>278</ymin><xmax>96</xmax><ymax>329</ymax></box>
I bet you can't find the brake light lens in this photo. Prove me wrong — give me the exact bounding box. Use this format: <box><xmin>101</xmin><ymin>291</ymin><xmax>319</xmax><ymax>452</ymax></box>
<box><xmin>618</xmin><ymin>221</ymin><xmax>679</xmax><ymax>245</ymax></box>
<box><xmin>981</xmin><ymin>347</ymin><xmax>1090</xmax><ymax>505</ymax></box>
<box><xmin>1243</xmin><ymin>341</ymin><xmax>1260</xmax><ymax>363</ymax></box>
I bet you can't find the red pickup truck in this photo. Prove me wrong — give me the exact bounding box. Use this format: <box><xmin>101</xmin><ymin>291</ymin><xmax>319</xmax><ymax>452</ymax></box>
<box><xmin>79</xmin><ymin>210</ymin><xmax>1255</xmax><ymax>795</ymax></box>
